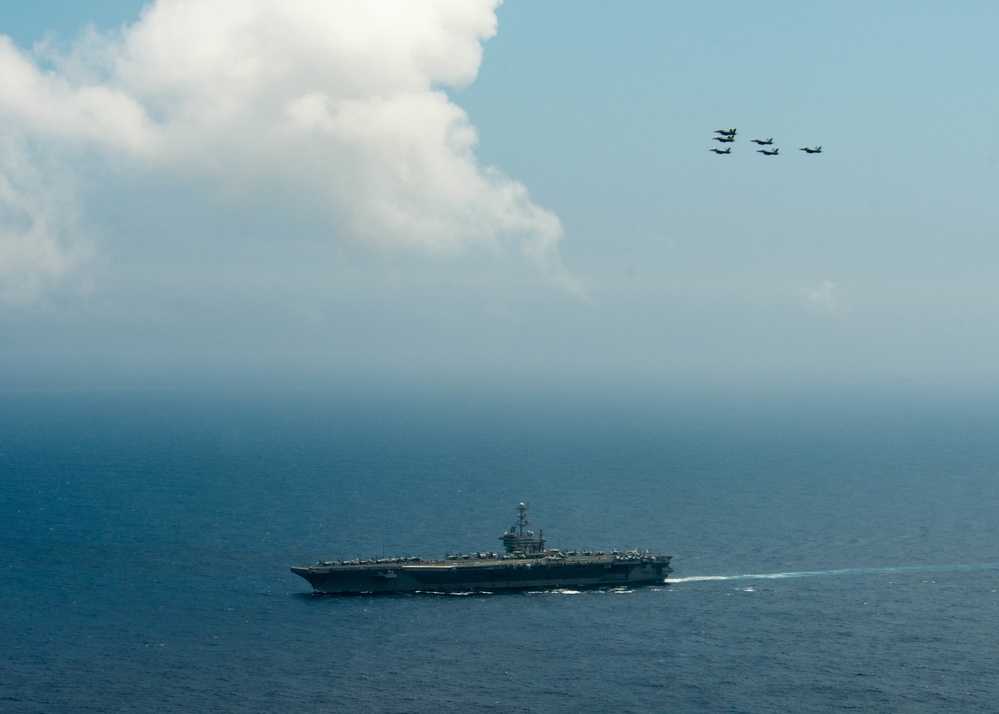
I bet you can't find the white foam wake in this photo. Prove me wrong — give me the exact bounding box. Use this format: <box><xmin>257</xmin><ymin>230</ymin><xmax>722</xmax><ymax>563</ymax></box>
<box><xmin>669</xmin><ymin>562</ymin><xmax>999</xmax><ymax>584</ymax></box>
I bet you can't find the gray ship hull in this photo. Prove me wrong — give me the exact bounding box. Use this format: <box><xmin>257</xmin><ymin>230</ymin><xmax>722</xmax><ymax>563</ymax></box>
<box><xmin>291</xmin><ymin>553</ymin><xmax>672</xmax><ymax>594</ymax></box>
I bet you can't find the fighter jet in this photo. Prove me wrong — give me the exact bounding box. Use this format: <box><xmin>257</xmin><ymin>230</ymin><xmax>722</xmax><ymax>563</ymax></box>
<box><xmin>750</xmin><ymin>137</ymin><xmax>774</xmax><ymax>145</ymax></box>
<box><xmin>799</xmin><ymin>146</ymin><xmax>822</xmax><ymax>154</ymax></box>
<box><xmin>709</xmin><ymin>147</ymin><xmax>732</xmax><ymax>154</ymax></box>
<box><xmin>756</xmin><ymin>147</ymin><xmax>779</xmax><ymax>156</ymax></box>
<box><xmin>714</xmin><ymin>128</ymin><xmax>737</xmax><ymax>136</ymax></box>
<box><xmin>713</xmin><ymin>134</ymin><xmax>736</xmax><ymax>143</ymax></box>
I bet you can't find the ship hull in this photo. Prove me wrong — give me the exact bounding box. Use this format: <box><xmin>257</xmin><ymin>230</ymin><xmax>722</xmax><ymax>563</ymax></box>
<box><xmin>291</xmin><ymin>556</ymin><xmax>672</xmax><ymax>595</ymax></box>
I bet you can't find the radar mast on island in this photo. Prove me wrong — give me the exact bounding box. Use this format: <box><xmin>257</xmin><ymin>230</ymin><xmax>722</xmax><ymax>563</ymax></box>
<box><xmin>500</xmin><ymin>502</ymin><xmax>547</xmax><ymax>555</ymax></box>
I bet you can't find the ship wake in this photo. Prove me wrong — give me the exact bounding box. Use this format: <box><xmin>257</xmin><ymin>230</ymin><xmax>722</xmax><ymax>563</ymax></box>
<box><xmin>670</xmin><ymin>562</ymin><xmax>999</xmax><ymax>584</ymax></box>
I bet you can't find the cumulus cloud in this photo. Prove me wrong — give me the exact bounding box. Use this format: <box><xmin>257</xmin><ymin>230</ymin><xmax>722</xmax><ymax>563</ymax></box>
<box><xmin>0</xmin><ymin>135</ymin><xmax>92</xmax><ymax>306</ymax></box>
<box><xmin>0</xmin><ymin>37</ymin><xmax>152</xmax><ymax>153</ymax></box>
<box><xmin>0</xmin><ymin>0</ymin><xmax>572</xmax><ymax>305</ymax></box>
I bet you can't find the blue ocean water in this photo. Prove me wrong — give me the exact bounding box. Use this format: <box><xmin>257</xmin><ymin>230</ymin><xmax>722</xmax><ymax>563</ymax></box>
<box><xmin>3</xmin><ymin>385</ymin><xmax>999</xmax><ymax>712</ymax></box>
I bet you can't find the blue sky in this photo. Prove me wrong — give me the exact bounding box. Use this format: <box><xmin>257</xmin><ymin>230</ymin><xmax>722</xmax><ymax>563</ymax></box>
<box><xmin>1</xmin><ymin>1</ymin><xmax>997</xmax><ymax>393</ymax></box>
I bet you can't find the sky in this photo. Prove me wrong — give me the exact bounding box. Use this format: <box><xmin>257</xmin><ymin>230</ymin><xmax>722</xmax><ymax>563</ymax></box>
<box><xmin>1</xmin><ymin>0</ymin><xmax>998</xmax><ymax>394</ymax></box>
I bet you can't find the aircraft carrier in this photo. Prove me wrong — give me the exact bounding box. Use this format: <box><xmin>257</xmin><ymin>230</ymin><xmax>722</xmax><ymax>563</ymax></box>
<box><xmin>291</xmin><ymin>503</ymin><xmax>672</xmax><ymax>594</ymax></box>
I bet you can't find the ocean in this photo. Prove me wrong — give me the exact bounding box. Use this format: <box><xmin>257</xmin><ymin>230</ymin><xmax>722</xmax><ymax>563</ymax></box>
<box><xmin>3</xmin><ymin>384</ymin><xmax>999</xmax><ymax>712</ymax></box>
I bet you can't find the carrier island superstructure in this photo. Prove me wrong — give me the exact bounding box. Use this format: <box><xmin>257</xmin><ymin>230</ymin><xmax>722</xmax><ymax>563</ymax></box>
<box><xmin>291</xmin><ymin>503</ymin><xmax>672</xmax><ymax>594</ymax></box>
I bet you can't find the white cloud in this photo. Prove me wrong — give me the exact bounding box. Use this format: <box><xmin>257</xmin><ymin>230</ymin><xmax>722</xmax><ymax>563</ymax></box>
<box><xmin>0</xmin><ymin>0</ymin><xmax>572</xmax><ymax>306</ymax></box>
<box><xmin>808</xmin><ymin>279</ymin><xmax>839</xmax><ymax>313</ymax></box>
<box><xmin>0</xmin><ymin>36</ymin><xmax>154</xmax><ymax>153</ymax></box>
<box><xmin>0</xmin><ymin>135</ymin><xmax>92</xmax><ymax>307</ymax></box>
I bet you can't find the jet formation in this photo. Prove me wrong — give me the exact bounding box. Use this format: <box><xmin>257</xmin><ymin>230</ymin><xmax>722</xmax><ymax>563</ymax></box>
<box><xmin>710</xmin><ymin>128</ymin><xmax>822</xmax><ymax>156</ymax></box>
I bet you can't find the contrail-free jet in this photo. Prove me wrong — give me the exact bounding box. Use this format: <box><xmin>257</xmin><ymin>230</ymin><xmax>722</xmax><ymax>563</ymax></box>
<box><xmin>799</xmin><ymin>146</ymin><xmax>822</xmax><ymax>154</ymax></box>
<box><xmin>709</xmin><ymin>147</ymin><xmax>732</xmax><ymax>154</ymax></box>
<box><xmin>756</xmin><ymin>147</ymin><xmax>779</xmax><ymax>156</ymax></box>
<box><xmin>713</xmin><ymin>134</ymin><xmax>735</xmax><ymax>143</ymax></box>
<box><xmin>750</xmin><ymin>137</ymin><xmax>774</xmax><ymax>145</ymax></box>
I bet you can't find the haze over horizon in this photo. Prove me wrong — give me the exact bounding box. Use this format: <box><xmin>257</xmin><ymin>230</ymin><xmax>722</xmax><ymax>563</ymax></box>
<box><xmin>2</xmin><ymin>1</ymin><xmax>997</xmax><ymax>394</ymax></box>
